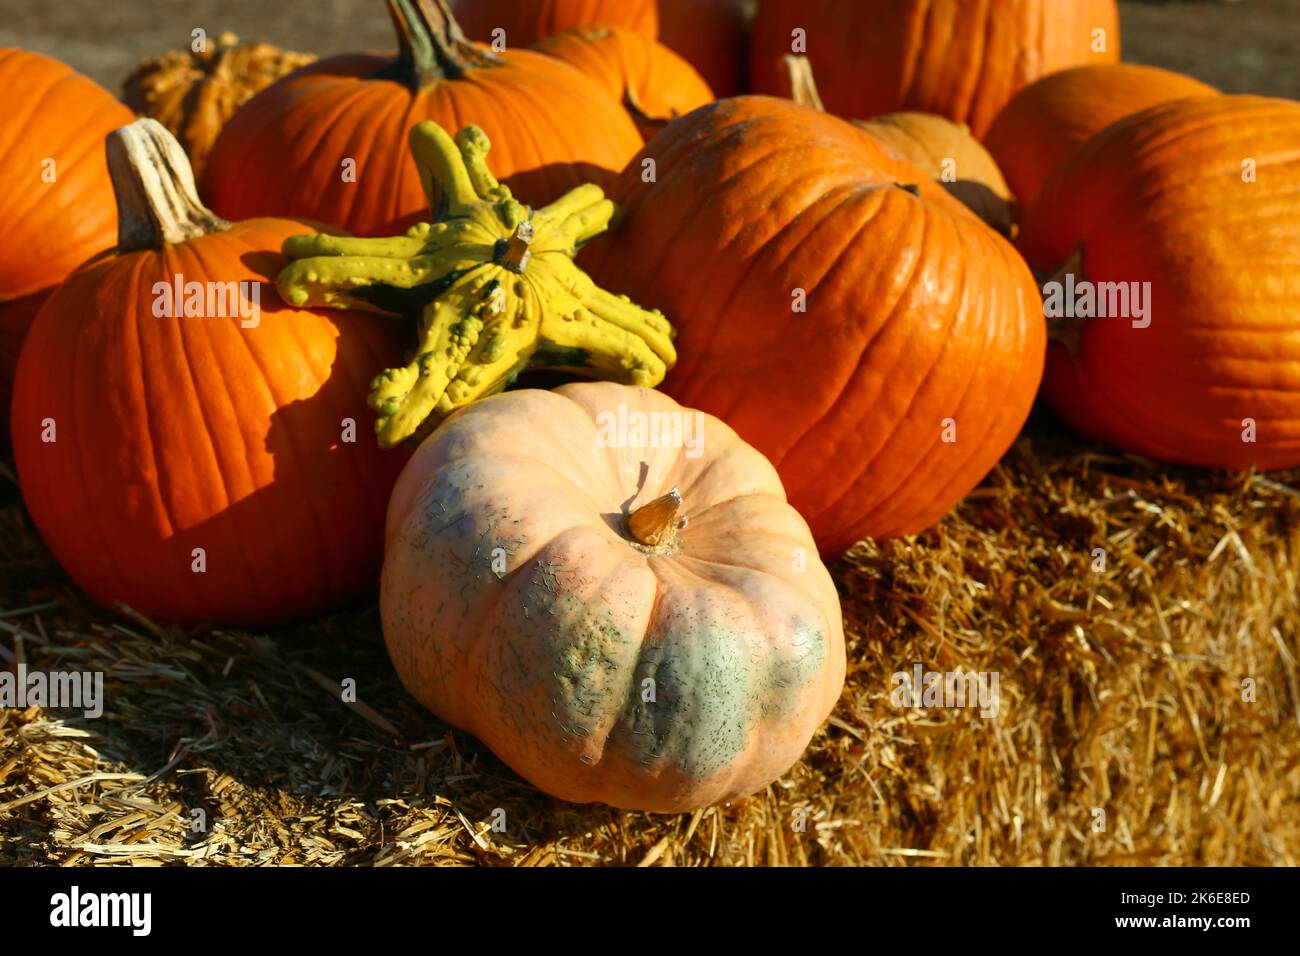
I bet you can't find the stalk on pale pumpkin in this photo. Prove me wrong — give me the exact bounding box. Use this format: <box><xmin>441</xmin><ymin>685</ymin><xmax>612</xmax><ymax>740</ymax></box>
<box><xmin>626</xmin><ymin>487</ymin><xmax>682</xmax><ymax>549</ymax></box>
<box><xmin>277</xmin><ymin>120</ymin><xmax>676</xmax><ymax>448</ymax></box>
<box><xmin>378</xmin><ymin>381</ymin><xmax>846</xmax><ymax>812</ymax></box>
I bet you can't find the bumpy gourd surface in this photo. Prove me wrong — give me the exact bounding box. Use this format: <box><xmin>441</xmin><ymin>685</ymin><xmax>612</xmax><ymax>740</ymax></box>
<box><xmin>278</xmin><ymin>121</ymin><xmax>675</xmax><ymax>448</ymax></box>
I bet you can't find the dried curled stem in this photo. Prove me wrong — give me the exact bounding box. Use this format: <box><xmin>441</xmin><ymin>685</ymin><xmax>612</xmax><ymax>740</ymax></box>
<box><xmin>277</xmin><ymin>121</ymin><xmax>676</xmax><ymax>448</ymax></box>
<box><xmin>107</xmin><ymin>118</ymin><xmax>229</xmax><ymax>251</ymax></box>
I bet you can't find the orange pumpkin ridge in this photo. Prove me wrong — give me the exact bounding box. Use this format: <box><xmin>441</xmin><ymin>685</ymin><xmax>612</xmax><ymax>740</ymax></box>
<box><xmin>203</xmin><ymin>0</ymin><xmax>642</xmax><ymax>237</ymax></box>
<box><xmin>452</xmin><ymin>0</ymin><xmax>748</xmax><ymax>97</ymax></box>
<box><xmin>984</xmin><ymin>63</ymin><xmax>1219</xmax><ymax>208</ymax></box>
<box><xmin>0</xmin><ymin>48</ymin><xmax>134</xmax><ymax>429</ymax></box>
<box><xmin>12</xmin><ymin>119</ymin><xmax>410</xmax><ymax>626</ymax></box>
<box><xmin>584</xmin><ymin>97</ymin><xmax>1045</xmax><ymax>556</ymax></box>
<box><xmin>1019</xmin><ymin>95</ymin><xmax>1300</xmax><ymax>470</ymax></box>
<box><xmin>533</xmin><ymin>26</ymin><xmax>714</xmax><ymax>141</ymax></box>
<box><xmin>779</xmin><ymin>54</ymin><xmax>1015</xmax><ymax>235</ymax></box>
<box><xmin>0</xmin><ymin>49</ymin><xmax>134</xmax><ymax>302</ymax></box>
<box><xmin>750</xmin><ymin>0</ymin><xmax>1120</xmax><ymax>138</ymax></box>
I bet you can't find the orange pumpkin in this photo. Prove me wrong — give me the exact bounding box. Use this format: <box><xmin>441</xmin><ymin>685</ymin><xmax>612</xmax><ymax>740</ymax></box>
<box><xmin>750</xmin><ymin>0</ymin><xmax>1120</xmax><ymax>137</ymax></box>
<box><xmin>1019</xmin><ymin>95</ymin><xmax>1300</xmax><ymax>470</ymax></box>
<box><xmin>0</xmin><ymin>49</ymin><xmax>133</xmax><ymax>423</ymax></box>
<box><xmin>203</xmin><ymin>0</ymin><xmax>642</xmax><ymax>237</ymax></box>
<box><xmin>780</xmin><ymin>55</ymin><xmax>1014</xmax><ymax>235</ymax></box>
<box><xmin>585</xmin><ymin>98</ymin><xmax>1045</xmax><ymax>555</ymax></box>
<box><xmin>11</xmin><ymin>119</ymin><xmax>408</xmax><ymax>625</ymax></box>
<box><xmin>533</xmin><ymin>26</ymin><xmax>714</xmax><ymax>140</ymax></box>
<box><xmin>452</xmin><ymin>0</ymin><xmax>748</xmax><ymax>96</ymax></box>
<box><xmin>382</xmin><ymin>381</ymin><xmax>845</xmax><ymax>812</ymax></box>
<box><xmin>0</xmin><ymin>49</ymin><xmax>133</xmax><ymax>301</ymax></box>
<box><xmin>985</xmin><ymin>64</ymin><xmax>1218</xmax><ymax>207</ymax></box>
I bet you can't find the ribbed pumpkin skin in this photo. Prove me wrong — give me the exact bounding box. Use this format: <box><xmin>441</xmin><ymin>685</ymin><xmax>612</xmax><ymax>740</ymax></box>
<box><xmin>1020</xmin><ymin>96</ymin><xmax>1300</xmax><ymax>470</ymax></box>
<box><xmin>382</xmin><ymin>383</ymin><xmax>845</xmax><ymax>812</ymax></box>
<box><xmin>856</xmin><ymin>111</ymin><xmax>1014</xmax><ymax>233</ymax></box>
<box><xmin>985</xmin><ymin>64</ymin><xmax>1218</xmax><ymax>207</ymax></box>
<box><xmin>533</xmin><ymin>26</ymin><xmax>714</xmax><ymax>139</ymax></box>
<box><xmin>11</xmin><ymin>218</ymin><xmax>409</xmax><ymax>626</ymax></box>
<box><xmin>860</xmin><ymin>113</ymin><xmax>1003</xmax><ymax>182</ymax></box>
<box><xmin>585</xmin><ymin>98</ymin><xmax>1045</xmax><ymax>555</ymax></box>
<box><xmin>452</xmin><ymin>0</ymin><xmax>747</xmax><ymax>96</ymax></box>
<box><xmin>204</xmin><ymin>49</ymin><xmax>642</xmax><ymax>237</ymax></box>
<box><xmin>0</xmin><ymin>49</ymin><xmax>133</xmax><ymax>301</ymax></box>
<box><xmin>750</xmin><ymin>0</ymin><xmax>1120</xmax><ymax>137</ymax></box>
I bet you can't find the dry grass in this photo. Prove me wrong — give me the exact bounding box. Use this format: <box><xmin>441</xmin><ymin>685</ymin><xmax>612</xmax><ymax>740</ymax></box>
<box><xmin>2</xmin><ymin>414</ymin><xmax>1298</xmax><ymax>866</ymax></box>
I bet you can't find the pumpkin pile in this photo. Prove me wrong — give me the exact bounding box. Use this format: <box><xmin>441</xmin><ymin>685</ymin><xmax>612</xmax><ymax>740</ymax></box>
<box><xmin>3</xmin><ymin>0</ymin><xmax>1298</xmax><ymax>814</ymax></box>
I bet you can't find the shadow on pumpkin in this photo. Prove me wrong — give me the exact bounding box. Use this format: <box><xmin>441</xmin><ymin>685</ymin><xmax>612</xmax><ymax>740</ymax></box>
<box><xmin>73</xmin><ymin>249</ymin><xmax>408</xmax><ymax>628</ymax></box>
<box><xmin>7</xmin><ymin>340</ymin><xmax>630</xmax><ymax>857</ymax></box>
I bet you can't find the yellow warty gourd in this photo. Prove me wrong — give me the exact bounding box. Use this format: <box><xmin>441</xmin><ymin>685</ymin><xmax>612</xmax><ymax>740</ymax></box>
<box><xmin>277</xmin><ymin>121</ymin><xmax>676</xmax><ymax>447</ymax></box>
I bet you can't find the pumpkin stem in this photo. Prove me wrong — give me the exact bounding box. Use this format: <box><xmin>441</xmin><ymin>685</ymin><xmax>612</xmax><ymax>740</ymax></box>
<box><xmin>387</xmin><ymin>0</ymin><xmax>501</xmax><ymax>88</ymax></box>
<box><xmin>628</xmin><ymin>488</ymin><xmax>683</xmax><ymax>548</ymax></box>
<box><xmin>780</xmin><ymin>55</ymin><xmax>825</xmax><ymax>112</ymax></box>
<box><xmin>107</xmin><ymin>118</ymin><xmax>229</xmax><ymax>251</ymax></box>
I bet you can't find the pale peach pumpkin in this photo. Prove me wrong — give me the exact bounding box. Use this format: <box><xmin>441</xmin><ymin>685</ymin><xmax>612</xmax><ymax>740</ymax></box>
<box><xmin>381</xmin><ymin>382</ymin><xmax>846</xmax><ymax>812</ymax></box>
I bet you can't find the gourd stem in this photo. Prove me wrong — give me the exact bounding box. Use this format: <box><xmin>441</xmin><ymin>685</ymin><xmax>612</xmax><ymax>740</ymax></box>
<box><xmin>496</xmin><ymin>221</ymin><xmax>534</xmax><ymax>273</ymax></box>
<box><xmin>276</xmin><ymin>120</ymin><xmax>677</xmax><ymax>447</ymax></box>
<box><xmin>388</xmin><ymin>0</ymin><xmax>501</xmax><ymax>88</ymax></box>
<box><xmin>781</xmin><ymin>55</ymin><xmax>825</xmax><ymax>111</ymax></box>
<box><xmin>107</xmin><ymin>118</ymin><xmax>229</xmax><ymax>251</ymax></box>
<box><xmin>628</xmin><ymin>488</ymin><xmax>683</xmax><ymax>548</ymax></box>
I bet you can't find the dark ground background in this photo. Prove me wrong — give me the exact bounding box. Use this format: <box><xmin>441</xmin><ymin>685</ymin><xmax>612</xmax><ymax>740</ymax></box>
<box><xmin>0</xmin><ymin>0</ymin><xmax>1296</xmax><ymax>99</ymax></box>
